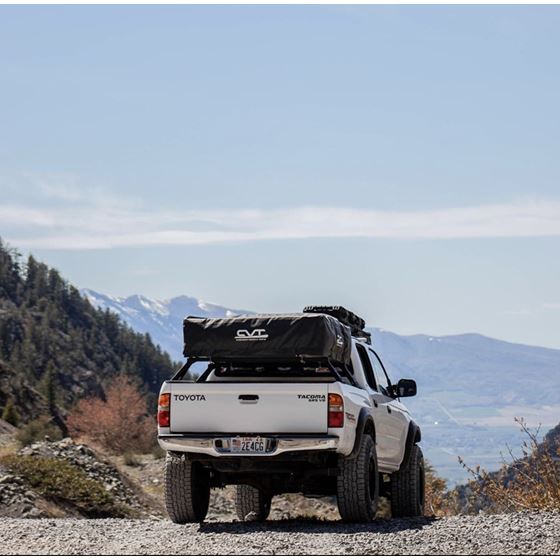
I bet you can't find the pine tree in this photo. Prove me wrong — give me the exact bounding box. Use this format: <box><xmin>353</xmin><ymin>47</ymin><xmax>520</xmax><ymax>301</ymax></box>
<box><xmin>2</xmin><ymin>398</ymin><xmax>20</xmax><ymax>427</ymax></box>
<box><xmin>42</xmin><ymin>360</ymin><xmax>57</xmax><ymax>413</ymax></box>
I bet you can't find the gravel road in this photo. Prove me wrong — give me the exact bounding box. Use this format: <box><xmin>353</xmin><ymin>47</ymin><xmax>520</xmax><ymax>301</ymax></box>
<box><xmin>1</xmin><ymin>511</ymin><xmax>559</xmax><ymax>555</ymax></box>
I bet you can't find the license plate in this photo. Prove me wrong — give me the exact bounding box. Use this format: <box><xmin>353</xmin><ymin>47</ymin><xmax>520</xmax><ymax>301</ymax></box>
<box><xmin>230</xmin><ymin>436</ymin><xmax>268</xmax><ymax>454</ymax></box>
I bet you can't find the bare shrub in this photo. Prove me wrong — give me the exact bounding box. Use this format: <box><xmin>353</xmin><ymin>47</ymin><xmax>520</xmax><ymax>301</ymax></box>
<box><xmin>460</xmin><ymin>417</ymin><xmax>560</xmax><ymax>513</ymax></box>
<box><xmin>17</xmin><ymin>415</ymin><xmax>63</xmax><ymax>446</ymax></box>
<box><xmin>67</xmin><ymin>374</ymin><xmax>155</xmax><ymax>454</ymax></box>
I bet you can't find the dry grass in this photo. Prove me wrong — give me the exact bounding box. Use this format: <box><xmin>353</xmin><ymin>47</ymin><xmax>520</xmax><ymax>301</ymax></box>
<box><xmin>424</xmin><ymin>461</ymin><xmax>461</xmax><ymax>517</ymax></box>
<box><xmin>459</xmin><ymin>417</ymin><xmax>560</xmax><ymax>513</ymax></box>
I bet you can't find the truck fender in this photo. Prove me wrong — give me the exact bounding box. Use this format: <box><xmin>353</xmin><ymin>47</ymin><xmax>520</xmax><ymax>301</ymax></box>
<box><xmin>399</xmin><ymin>421</ymin><xmax>422</xmax><ymax>470</ymax></box>
<box><xmin>347</xmin><ymin>408</ymin><xmax>376</xmax><ymax>459</ymax></box>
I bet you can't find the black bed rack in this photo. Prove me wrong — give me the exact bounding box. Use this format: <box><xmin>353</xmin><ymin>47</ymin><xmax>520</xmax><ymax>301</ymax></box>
<box><xmin>172</xmin><ymin>355</ymin><xmax>359</xmax><ymax>387</ymax></box>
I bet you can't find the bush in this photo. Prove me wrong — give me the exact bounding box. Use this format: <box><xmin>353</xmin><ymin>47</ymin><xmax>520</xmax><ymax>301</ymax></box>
<box><xmin>123</xmin><ymin>451</ymin><xmax>142</xmax><ymax>467</ymax></box>
<box><xmin>16</xmin><ymin>415</ymin><xmax>63</xmax><ymax>447</ymax></box>
<box><xmin>67</xmin><ymin>374</ymin><xmax>156</xmax><ymax>454</ymax></box>
<box><xmin>424</xmin><ymin>461</ymin><xmax>460</xmax><ymax>516</ymax></box>
<box><xmin>460</xmin><ymin>417</ymin><xmax>560</xmax><ymax>513</ymax></box>
<box><xmin>0</xmin><ymin>454</ymin><xmax>129</xmax><ymax>517</ymax></box>
<box><xmin>1</xmin><ymin>398</ymin><xmax>20</xmax><ymax>427</ymax></box>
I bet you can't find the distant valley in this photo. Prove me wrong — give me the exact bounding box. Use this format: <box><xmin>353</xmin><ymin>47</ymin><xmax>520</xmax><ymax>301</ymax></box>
<box><xmin>83</xmin><ymin>289</ymin><xmax>560</xmax><ymax>484</ymax></box>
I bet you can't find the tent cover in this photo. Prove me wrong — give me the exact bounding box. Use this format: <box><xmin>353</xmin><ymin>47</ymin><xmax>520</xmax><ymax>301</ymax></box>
<box><xmin>183</xmin><ymin>313</ymin><xmax>351</xmax><ymax>364</ymax></box>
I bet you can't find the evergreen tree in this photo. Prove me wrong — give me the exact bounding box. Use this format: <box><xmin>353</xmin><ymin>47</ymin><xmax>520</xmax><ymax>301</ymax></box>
<box><xmin>2</xmin><ymin>398</ymin><xmax>20</xmax><ymax>427</ymax></box>
<box><xmin>42</xmin><ymin>360</ymin><xmax>57</xmax><ymax>413</ymax></box>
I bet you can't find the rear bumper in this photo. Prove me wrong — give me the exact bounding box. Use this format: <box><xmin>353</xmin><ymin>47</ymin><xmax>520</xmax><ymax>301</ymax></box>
<box><xmin>158</xmin><ymin>434</ymin><xmax>339</xmax><ymax>457</ymax></box>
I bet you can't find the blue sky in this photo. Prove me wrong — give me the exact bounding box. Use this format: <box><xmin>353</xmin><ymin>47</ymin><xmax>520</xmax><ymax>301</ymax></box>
<box><xmin>1</xmin><ymin>5</ymin><xmax>560</xmax><ymax>348</ymax></box>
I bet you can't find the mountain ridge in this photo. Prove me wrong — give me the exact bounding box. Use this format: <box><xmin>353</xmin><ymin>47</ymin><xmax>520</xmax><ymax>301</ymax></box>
<box><xmin>82</xmin><ymin>288</ymin><xmax>560</xmax><ymax>358</ymax></box>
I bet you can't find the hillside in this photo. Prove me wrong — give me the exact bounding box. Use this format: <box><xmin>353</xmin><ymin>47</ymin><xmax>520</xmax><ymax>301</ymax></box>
<box><xmin>0</xmin><ymin>240</ymin><xmax>179</xmax><ymax>425</ymax></box>
<box><xmin>84</xmin><ymin>290</ymin><xmax>560</xmax><ymax>484</ymax></box>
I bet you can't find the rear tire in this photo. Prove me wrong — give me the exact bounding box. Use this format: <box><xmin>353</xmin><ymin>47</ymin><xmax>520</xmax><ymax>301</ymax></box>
<box><xmin>390</xmin><ymin>444</ymin><xmax>425</xmax><ymax>517</ymax></box>
<box><xmin>235</xmin><ymin>485</ymin><xmax>271</xmax><ymax>521</ymax></box>
<box><xmin>165</xmin><ymin>452</ymin><xmax>210</xmax><ymax>523</ymax></box>
<box><xmin>336</xmin><ymin>433</ymin><xmax>379</xmax><ymax>522</ymax></box>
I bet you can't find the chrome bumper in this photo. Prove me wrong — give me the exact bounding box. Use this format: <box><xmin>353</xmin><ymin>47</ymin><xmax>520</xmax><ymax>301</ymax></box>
<box><xmin>158</xmin><ymin>435</ymin><xmax>339</xmax><ymax>457</ymax></box>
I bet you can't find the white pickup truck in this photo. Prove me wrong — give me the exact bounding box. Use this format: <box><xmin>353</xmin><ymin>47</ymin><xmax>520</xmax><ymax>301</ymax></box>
<box><xmin>157</xmin><ymin>306</ymin><xmax>423</xmax><ymax>523</ymax></box>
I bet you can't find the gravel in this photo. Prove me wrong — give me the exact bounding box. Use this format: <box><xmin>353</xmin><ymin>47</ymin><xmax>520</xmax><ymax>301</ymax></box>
<box><xmin>1</xmin><ymin>511</ymin><xmax>559</xmax><ymax>555</ymax></box>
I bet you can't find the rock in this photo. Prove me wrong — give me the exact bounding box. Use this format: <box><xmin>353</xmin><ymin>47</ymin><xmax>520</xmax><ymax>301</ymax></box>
<box><xmin>22</xmin><ymin>507</ymin><xmax>42</xmax><ymax>519</ymax></box>
<box><xmin>14</xmin><ymin>438</ymin><xmax>141</xmax><ymax>510</ymax></box>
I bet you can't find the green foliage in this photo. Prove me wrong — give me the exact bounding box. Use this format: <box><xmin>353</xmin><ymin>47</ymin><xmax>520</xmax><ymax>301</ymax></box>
<box><xmin>0</xmin><ymin>454</ymin><xmax>129</xmax><ymax>517</ymax></box>
<box><xmin>0</xmin><ymin>238</ymin><xmax>180</xmax><ymax>422</ymax></box>
<box><xmin>1</xmin><ymin>398</ymin><xmax>19</xmax><ymax>427</ymax></box>
<box><xmin>16</xmin><ymin>415</ymin><xmax>63</xmax><ymax>446</ymax></box>
<box><xmin>40</xmin><ymin>361</ymin><xmax>57</xmax><ymax>412</ymax></box>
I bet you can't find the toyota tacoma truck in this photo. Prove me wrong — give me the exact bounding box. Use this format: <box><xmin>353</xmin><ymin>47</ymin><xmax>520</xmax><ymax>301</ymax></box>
<box><xmin>157</xmin><ymin>306</ymin><xmax>423</xmax><ymax>523</ymax></box>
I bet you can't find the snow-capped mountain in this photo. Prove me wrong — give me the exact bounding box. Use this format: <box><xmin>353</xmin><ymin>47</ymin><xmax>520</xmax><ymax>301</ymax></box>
<box><xmin>81</xmin><ymin>289</ymin><xmax>250</xmax><ymax>362</ymax></box>
<box><xmin>82</xmin><ymin>288</ymin><xmax>560</xmax><ymax>484</ymax></box>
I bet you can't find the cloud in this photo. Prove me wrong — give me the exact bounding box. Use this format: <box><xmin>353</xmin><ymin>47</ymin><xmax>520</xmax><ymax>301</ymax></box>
<box><xmin>2</xmin><ymin>180</ymin><xmax>560</xmax><ymax>249</ymax></box>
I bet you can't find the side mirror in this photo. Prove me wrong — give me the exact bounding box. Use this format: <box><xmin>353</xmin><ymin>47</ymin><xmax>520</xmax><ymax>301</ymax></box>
<box><xmin>396</xmin><ymin>379</ymin><xmax>417</xmax><ymax>398</ymax></box>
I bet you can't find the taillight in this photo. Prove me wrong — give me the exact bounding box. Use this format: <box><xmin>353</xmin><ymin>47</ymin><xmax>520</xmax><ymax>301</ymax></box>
<box><xmin>328</xmin><ymin>393</ymin><xmax>344</xmax><ymax>428</ymax></box>
<box><xmin>157</xmin><ymin>392</ymin><xmax>170</xmax><ymax>428</ymax></box>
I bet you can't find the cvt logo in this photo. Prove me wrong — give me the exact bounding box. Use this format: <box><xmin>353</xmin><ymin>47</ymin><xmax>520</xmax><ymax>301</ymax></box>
<box><xmin>235</xmin><ymin>328</ymin><xmax>269</xmax><ymax>342</ymax></box>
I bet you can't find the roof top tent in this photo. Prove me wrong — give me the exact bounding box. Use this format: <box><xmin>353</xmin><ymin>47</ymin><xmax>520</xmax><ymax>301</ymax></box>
<box><xmin>182</xmin><ymin>312</ymin><xmax>352</xmax><ymax>364</ymax></box>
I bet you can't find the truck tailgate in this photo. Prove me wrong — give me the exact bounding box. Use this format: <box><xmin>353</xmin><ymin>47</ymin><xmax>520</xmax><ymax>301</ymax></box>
<box><xmin>169</xmin><ymin>383</ymin><xmax>329</xmax><ymax>434</ymax></box>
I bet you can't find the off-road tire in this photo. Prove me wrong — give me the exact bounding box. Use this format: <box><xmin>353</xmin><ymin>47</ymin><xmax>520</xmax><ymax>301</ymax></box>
<box><xmin>390</xmin><ymin>443</ymin><xmax>425</xmax><ymax>517</ymax></box>
<box><xmin>235</xmin><ymin>485</ymin><xmax>272</xmax><ymax>522</ymax></box>
<box><xmin>165</xmin><ymin>452</ymin><xmax>210</xmax><ymax>523</ymax></box>
<box><xmin>336</xmin><ymin>433</ymin><xmax>379</xmax><ymax>522</ymax></box>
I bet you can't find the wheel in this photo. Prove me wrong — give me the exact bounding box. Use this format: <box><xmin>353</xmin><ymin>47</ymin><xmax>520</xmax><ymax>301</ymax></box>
<box><xmin>336</xmin><ymin>433</ymin><xmax>379</xmax><ymax>522</ymax></box>
<box><xmin>164</xmin><ymin>452</ymin><xmax>210</xmax><ymax>523</ymax></box>
<box><xmin>390</xmin><ymin>444</ymin><xmax>425</xmax><ymax>517</ymax></box>
<box><xmin>235</xmin><ymin>485</ymin><xmax>271</xmax><ymax>521</ymax></box>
